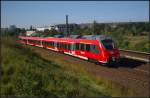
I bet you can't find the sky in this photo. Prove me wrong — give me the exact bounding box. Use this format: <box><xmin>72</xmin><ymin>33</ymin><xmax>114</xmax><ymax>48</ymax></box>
<box><xmin>1</xmin><ymin>1</ymin><xmax>149</xmax><ymax>28</ymax></box>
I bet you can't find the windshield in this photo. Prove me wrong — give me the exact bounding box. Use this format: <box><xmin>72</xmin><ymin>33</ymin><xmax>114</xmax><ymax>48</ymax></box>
<box><xmin>101</xmin><ymin>39</ymin><xmax>115</xmax><ymax>50</ymax></box>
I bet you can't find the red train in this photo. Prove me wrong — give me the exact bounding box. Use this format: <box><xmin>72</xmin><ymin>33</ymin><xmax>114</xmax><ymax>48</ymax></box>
<box><xmin>18</xmin><ymin>35</ymin><xmax>120</xmax><ymax>65</ymax></box>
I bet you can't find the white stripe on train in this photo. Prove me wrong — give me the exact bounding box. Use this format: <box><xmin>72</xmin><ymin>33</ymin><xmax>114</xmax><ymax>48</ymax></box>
<box><xmin>26</xmin><ymin>43</ymin><xmax>107</xmax><ymax>64</ymax></box>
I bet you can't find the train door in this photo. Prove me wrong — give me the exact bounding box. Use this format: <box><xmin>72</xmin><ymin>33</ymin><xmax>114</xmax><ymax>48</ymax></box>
<box><xmin>84</xmin><ymin>44</ymin><xmax>92</xmax><ymax>58</ymax></box>
<box><xmin>54</xmin><ymin>42</ymin><xmax>58</xmax><ymax>51</ymax></box>
<box><xmin>71</xmin><ymin>43</ymin><xmax>75</xmax><ymax>55</ymax></box>
<box><xmin>75</xmin><ymin>43</ymin><xmax>82</xmax><ymax>56</ymax></box>
<box><xmin>40</xmin><ymin>40</ymin><xmax>43</xmax><ymax>47</ymax></box>
<box><xmin>66</xmin><ymin>43</ymin><xmax>71</xmax><ymax>54</ymax></box>
<box><xmin>75</xmin><ymin>43</ymin><xmax>87</xmax><ymax>58</ymax></box>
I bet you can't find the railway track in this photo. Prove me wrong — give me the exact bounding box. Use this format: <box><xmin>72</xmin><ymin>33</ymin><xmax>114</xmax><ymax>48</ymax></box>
<box><xmin>119</xmin><ymin>49</ymin><xmax>149</xmax><ymax>62</ymax></box>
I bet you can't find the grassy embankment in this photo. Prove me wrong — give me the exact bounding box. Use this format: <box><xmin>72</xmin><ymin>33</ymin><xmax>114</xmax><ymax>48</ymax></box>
<box><xmin>1</xmin><ymin>37</ymin><xmax>134</xmax><ymax>97</ymax></box>
<box><xmin>125</xmin><ymin>36</ymin><xmax>149</xmax><ymax>52</ymax></box>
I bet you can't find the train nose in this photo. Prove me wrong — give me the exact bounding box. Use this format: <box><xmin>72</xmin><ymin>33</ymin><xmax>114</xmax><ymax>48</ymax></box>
<box><xmin>108</xmin><ymin>50</ymin><xmax>120</xmax><ymax>62</ymax></box>
<box><xmin>109</xmin><ymin>50</ymin><xmax>116</xmax><ymax>56</ymax></box>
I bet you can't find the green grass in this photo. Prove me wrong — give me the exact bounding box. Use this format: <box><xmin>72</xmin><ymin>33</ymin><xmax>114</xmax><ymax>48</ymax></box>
<box><xmin>1</xmin><ymin>37</ymin><xmax>135</xmax><ymax>97</ymax></box>
<box><xmin>122</xmin><ymin>35</ymin><xmax>149</xmax><ymax>52</ymax></box>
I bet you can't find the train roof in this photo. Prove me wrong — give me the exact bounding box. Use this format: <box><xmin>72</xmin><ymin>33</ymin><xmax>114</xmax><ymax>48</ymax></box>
<box><xmin>42</xmin><ymin>37</ymin><xmax>99</xmax><ymax>44</ymax></box>
<box><xmin>19</xmin><ymin>36</ymin><xmax>45</xmax><ymax>40</ymax></box>
<box><xmin>81</xmin><ymin>35</ymin><xmax>112</xmax><ymax>41</ymax></box>
<box><xmin>69</xmin><ymin>35</ymin><xmax>82</xmax><ymax>39</ymax></box>
<box><xmin>18</xmin><ymin>35</ymin><xmax>109</xmax><ymax>44</ymax></box>
<box><xmin>54</xmin><ymin>35</ymin><xmax>64</xmax><ymax>38</ymax></box>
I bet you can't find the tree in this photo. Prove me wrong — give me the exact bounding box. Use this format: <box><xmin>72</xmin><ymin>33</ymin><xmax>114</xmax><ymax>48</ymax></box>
<box><xmin>72</xmin><ymin>26</ymin><xmax>83</xmax><ymax>35</ymax></box>
<box><xmin>131</xmin><ymin>24</ymin><xmax>137</xmax><ymax>36</ymax></box>
<box><xmin>49</xmin><ymin>29</ymin><xmax>59</xmax><ymax>37</ymax></box>
<box><xmin>20</xmin><ymin>28</ymin><xmax>26</xmax><ymax>36</ymax></box>
<box><xmin>30</xmin><ymin>25</ymin><xmax>33</xmax><ymax>30</ymax></box>
<box><xmin>44</xmin><ymin>29</ymin><xmax>51</xmax><ymax>36</ymax></box>
<box><xmin>8</xmin><ymin>25</ymin><xmax>18</xmax><ymax>36</ymax></box>
<box><xmin>92</xmin><ymin>20</ymin><xmax>103</xmax><ymax>35</ymax></box>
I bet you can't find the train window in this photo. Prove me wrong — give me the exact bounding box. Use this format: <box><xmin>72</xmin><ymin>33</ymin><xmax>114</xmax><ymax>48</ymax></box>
<box><xmin>63</xmin><ymin>43</ymin><xmax>65</xmax><ymax>49</ymax></box>
<box><xmin>65</xmin><ymin>44</ymin><xmax>68</xmax><ymax>50</ymax></box>
<box><xmin>45</xmin><ymin>42</ymin><xmax>47</xmax><ymax>46</ymax></box>
<box><xmin>51</xmin><ymin>42</ymin><xmax>52</xmax><ymax>46</ymax></box>
<box><xmin>66</xmin><ymin>44</ymin><xmax>69</xmax><ymax>50</ymax></box>
<box><xmin>23</xmin><ymin>39</ymin><xmax>26</xmax><ymax>42</ymax></box>
<box><xmin>57</xmin><ymin>43</ymin><xmax>59</xmax><ymax>48</ymax></box>
<box><xmin>91</xmin><ymin>45</ymin><xmax>99</xmax><ymax>54</ymax></box>
<box><xmin>43</xmin><ymin>42</ymin><xmax>47</xmax><ymax>46</ymax></box>
<box><xmin>37</xmin><ymin>41</ymin><xmax>39</xmax><ymax>44</ymax></box>
<box><xmin>45</xmin><ymin>42</ymin><xmax>48</xmax><ymax>46</ymax></box>
<box><xmin>57</xmin><ymin>43</ymin><xmax>60</xmax><ymax>48</ymax></box>
<box><xmin>59</xmin><ymin>43</ymin><xmax>61</xmax><ymax>48</ymax></box>
<box><xmin>42</xmin><ymin>41</ymin><xmax>46</xmax><ymax>46</ymax></box>
<box><xmin>50</xmin><ymin>42</ymin><xmax>53</xmax><ymax>46</ymax></box>
<box><xmin>62</xmin><ymin>43</ymin><xmax>64</xmax><ymax>49</ymax></box>
<box><xmin>33</xmin><ymin>40</ymin><xmax>36</xmax><ymax>44</ymax></box>
<box><xmin>75</xmin><ymin>43</ymin><xmax>79</xmax><ymax>50</ymax></box>
<box><xmin>101</xmin><ymin>39</ymin><xmax>114</xmax><ymax>50</ymax></box>
<box><xmin>29</xmin><ymin>40</ymin><xmax>32</xmax><ymax>43</ymax></box>
<box><xmin>71</xmin><ymin>44</ymin><xmax>75</xmax><ymax>50</ymax></box>
<box><xmin>66</xmin><ymin>44</ymin><xmax>68</xmax><ymax>50</ymax></box>
<box><xmin>63</xmin><ymin>44</ymin><xmax>66</xmax><ymax>49</ymax></box>
<box><xmin>85</xmin><ymin>44</ymin><xmax>90</xmax><ymax>52</ymax></box>
<box><xmin>53</xmin><ymin>42</ymin><xmax>55</xmax><ymax>46</ymax></box>
<box><xmin>60</xmin><ymin>43</ymin><xmax>62</xmax><ymax>48</ymax></box>
<box><xmin>63</xmin><ymin>43</ymin><xmax>64</xmax><ymax>49</ymax></box>
<box><xmin>59</xmin><ymin>43</ymin><xmax>60</xmax><ymax>48</ymax></box>
<box><xmin>68</xmin><ymin>44</ymin><xmax>71</xmax><ymax>50</ymax></box>
<box><xmin>51</xmin><ymin>41</ymin><xmax>53</xmax><ymax>46</ymax></box>
<box><xmin>80</xmin><ymin>43</ymin><xmax>85</xmax><ymax>51</ymax></box>
<box><xmin>52</xmin><ymin>42</ymin><xmax>54</xmax><ymax>46</ymax></box>
<box><xmin>60</xmin><ymin>43</ymin><xmax>63</xmax><ymax>49</ymax></box>
<box><xmin>49</xmin><ymin>42</ymin><xmax>51</xmax><ymax>46</ymax></box>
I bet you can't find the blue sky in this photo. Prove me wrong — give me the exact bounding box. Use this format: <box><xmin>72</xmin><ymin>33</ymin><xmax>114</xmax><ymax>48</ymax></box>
<box><xmin>1</xmin><ymin>1</ymin><xmax>149</xmax><ymax>28</ymax></box>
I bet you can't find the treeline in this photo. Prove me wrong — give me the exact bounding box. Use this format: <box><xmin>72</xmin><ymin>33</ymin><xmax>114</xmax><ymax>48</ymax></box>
<box><xmin>1</xmin><ymin>25</ymin><xmax>26</xmax><ymax>37</ymax></box>
<box><xmin>72</xmin><ymin>21</ymin><xmax>149</xmax><ymax>36</ymax></box>
<box><xmin>1</xmin><ymin>22</ymin><xmax>149</xmax><ymax>37</ymax></box>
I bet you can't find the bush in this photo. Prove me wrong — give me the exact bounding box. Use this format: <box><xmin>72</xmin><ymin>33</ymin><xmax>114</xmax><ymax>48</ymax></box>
<box><xmin>134</xmin><ymin>41</ymin><xmax>149</xmax><ymax>52</ymax></box>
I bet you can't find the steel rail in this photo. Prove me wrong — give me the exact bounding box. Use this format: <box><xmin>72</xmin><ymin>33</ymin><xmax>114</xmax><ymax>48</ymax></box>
<box><xmin>119</xmin><ymin>49</ymin><xmax>149</xmax><ymax>62</ymax></box>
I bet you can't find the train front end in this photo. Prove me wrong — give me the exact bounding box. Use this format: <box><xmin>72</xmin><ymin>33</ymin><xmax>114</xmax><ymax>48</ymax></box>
<box><xmin>99</xmin><ymin>36</ymin><xmax>120</xmax><ymax>64</ymax></box>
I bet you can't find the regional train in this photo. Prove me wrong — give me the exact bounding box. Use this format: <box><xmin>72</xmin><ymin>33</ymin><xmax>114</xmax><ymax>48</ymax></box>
<box><xmin>18</xmin><ymin>35</ymin><xmax>120</xmax><ymax>65</ymax></box>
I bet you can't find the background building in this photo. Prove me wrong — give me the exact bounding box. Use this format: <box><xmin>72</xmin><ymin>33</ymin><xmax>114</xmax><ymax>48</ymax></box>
<box><xmin>26</xmin><ymin>30</ymin><xmax>35</xmax><ymax>36</ymax></box>
<box><xmin>55</xmin><ymin>23</ymin><xmax>78</xmax><ymax>33</ymax></box>
<box><xmin>36</xmin><ymin>26</ymin><xmax>54</xmax><ymax>32</ymax></box>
